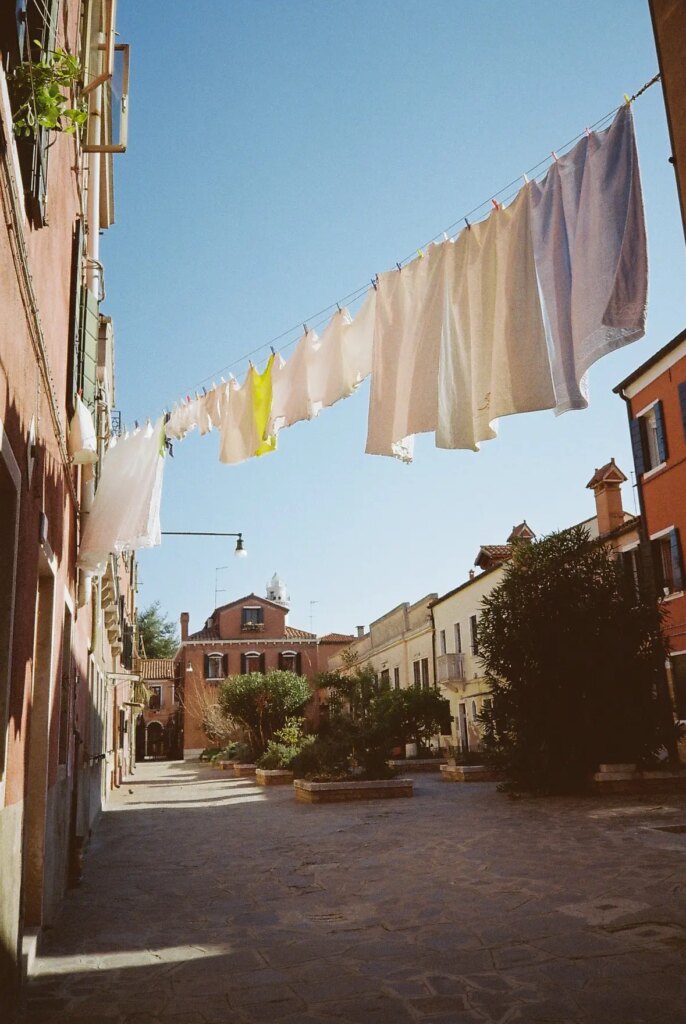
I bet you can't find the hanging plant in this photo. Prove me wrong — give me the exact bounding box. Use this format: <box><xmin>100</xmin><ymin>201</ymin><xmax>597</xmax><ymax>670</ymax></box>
<box><xmin>8</xmin><ymin>44</ymin><xmax>88</xmax><ymax>137</ymax></box>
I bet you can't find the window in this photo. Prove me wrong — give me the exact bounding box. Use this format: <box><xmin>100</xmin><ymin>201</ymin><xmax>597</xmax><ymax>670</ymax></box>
<box><xmin>679</xmin><ymin>381</ymin><xmax>686</xmax><ymax>441</ymax></box>
<box><xmin>630</xmin><ymin>401</ymin><xmax>668</xmax><ymax>475</ymax></box>
<box><xmin>470</xmin><ymin>615</ymin><xmax>479</xmax><ymax>655</ymax></box>
<box><xmin>454</xmin><ymin>623</ymin><xmax>462</xmax><ymax>653</ymax></box>
<box><xmin>205</xmin><ymin>653</ymin><xmax>227</xmax><ymax>680</ymax></box>
<box><xmin>0</xmin><ymin>423</ymin><xmax>20</xmax><ymax>779</ymax></box>
<box><xmin>242</xmin><ymin>651</ymin><xmax>264</xmax><ymax>674</ymax></box>
<box><xmin>413</xmin><ymin>660</ymin><xmax>421</xmax><ymax>688</ymax></box>
<box><xmin>242</xmin><ymin>606</ymin><xmax>264</xmax><ymax>630</ymax></box>
<box><xmin>651</xmin><ymin>529</ymin><xmax>684</xmax><ymax>596</ymax></box>
<box><xmin>472</xmin><ymin>700</ymin><xmax>478</xmax><ymax>720</ymax></box>
<box><xmin>148</xmin><ymin>686</ymin><xmax>162</xmax><ymax>711</ymax></box>
<box><xmin>279</xmin><ymin>650</ymin><xmax>300</xmax><ymax>673</ymax></box>
<box><xmin>439</xmin><ymin>630</ymin><xmax>446</xmax><ymax>655</ymax></box>
<box><xmin>393</xmin><ymin>667</ymin><xmax>400</xmax><ymax>690</ymax></box>
<box><xmin>421</xmin><ymin>658</ymin><xmax>430</xmax><ymax>690</ymax></box>
<box><xmin>672</xmin><ymin>654</ymin><xmax>686</xmax><ymax>721</ymax></box>
<box><xmin>380</xmin><ymin>668</ymin><xmax>390</xmax><ymax>690</ymax></box>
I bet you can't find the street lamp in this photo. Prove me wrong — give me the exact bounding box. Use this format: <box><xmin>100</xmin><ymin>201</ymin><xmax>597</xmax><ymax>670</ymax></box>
<box><xmin>161</xmin><ymin>530</ymin><xmax>247</xmax><ymax>558</ymax></box>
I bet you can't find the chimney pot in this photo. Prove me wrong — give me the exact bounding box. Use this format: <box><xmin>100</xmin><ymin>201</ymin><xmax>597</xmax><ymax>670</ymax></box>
<box><xmin>469</xmin><ymin>569</ymin><xmax>475</xmax><ymax>580</ymax></box>
<box><xmin>180</xmin><ymin>611</ymin><xmax>189</xmax><ymax>642</ymax></box>
<box><xmin>356</xmin><ymin>625</ymin><xmax>365</xmax><ymax>638</ymax></box>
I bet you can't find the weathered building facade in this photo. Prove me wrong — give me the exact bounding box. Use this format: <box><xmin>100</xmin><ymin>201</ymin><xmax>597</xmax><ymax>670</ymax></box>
<box><xmin>0</xmin><ymin>1</ymin><xmax>135</xmax><ymax>1013</ymax></box>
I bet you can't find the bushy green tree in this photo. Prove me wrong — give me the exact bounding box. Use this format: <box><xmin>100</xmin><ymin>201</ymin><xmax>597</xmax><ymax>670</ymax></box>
<box><xmin>373</xmin><ymin>687</ymin><xmax>449</xmax><ymax>751</ymax></box>
<box><xmin>137</xmin><ymin>602</ymin><xmax>179</xmax><ymax>658</ymax></box>
<box><xmin>478</xmin><ymin>526</ymin><xmax>667</xmax><ymax>793</ymax></box>
<box><xmin>218</xmin><ymin>671</ymin><xmax>311</xmax><ymax>758</ymax></box>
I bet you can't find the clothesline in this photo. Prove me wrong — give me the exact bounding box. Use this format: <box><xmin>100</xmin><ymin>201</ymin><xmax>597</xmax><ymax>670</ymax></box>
<box><xmin>181</xmin><ymin>72</ymin><xmax>660</xmax><ymax>398</ymax></box>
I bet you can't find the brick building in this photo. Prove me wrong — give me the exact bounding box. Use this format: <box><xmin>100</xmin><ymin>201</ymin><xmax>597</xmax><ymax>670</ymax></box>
<box><xmin>137</xmin><ymin>659</ymin><xmax>182</xmax><ymax>761</ymax></box>
<box><xmin>616</xmin><ymin>330</ymin><xmax>686</xmax><ymax>719</ymax></box>
<box><xmin>177</xmin><ymin>576</ymin><xmax>352</xmax><ymax>757</ymax></box>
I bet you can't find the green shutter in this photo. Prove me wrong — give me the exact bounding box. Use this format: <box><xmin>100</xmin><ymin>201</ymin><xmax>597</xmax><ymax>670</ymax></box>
<box><xmin>629</xmin><ymin>417</ymin><xmax>646</xmax><ymax>476</ymax></box>
<box><xmin>654</xmin><ymin>401</ymin><xmax>669</xmax><ymax>464</ymax></box>
<box><xmin>80</xmin><ymin>288</ymin><xmax>100</xmax><ymax>409</ymax></box>
<box><xmin>671</xmin><ymin>529</ymin><xmax>684</xmax><ymax>593</ymax></box>
<box><xmin>678</xmin><ymin>381</ymin><xmax>686</xmax><ymax>441</ymax></box>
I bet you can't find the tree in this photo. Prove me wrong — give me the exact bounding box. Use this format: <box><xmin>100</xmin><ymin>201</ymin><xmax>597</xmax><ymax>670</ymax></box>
<box><xmin>372</xmin><ymin>688</ymin><xmax>449</xmax><ymax>751</ymax></box>
<box><xmin>137</xmin><ymin>602</ymin><xmax>179</xmax><ymax>659</ymax></box>
<box><xmin>217</xmin><ymin>671</ymin><xmax>311</xmax><ymax>758</ymax></box>
<box><xmin>478</xmin><ymin>526</ymin><xmax>667</xmax><ymax>793</ymax></box>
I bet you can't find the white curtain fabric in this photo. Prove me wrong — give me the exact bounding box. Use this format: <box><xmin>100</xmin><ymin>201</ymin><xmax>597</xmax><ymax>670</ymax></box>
<box><xmin>68</xmin><ymin>395</ymin><xmax>99</xmax><ymax>465</ymax></box>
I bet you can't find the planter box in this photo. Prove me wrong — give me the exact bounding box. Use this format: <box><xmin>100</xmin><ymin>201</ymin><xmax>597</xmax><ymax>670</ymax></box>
<box><xmin>218</xmin><ymin>760</ymin><xmax>237</xmax><ymax>771</ymax></box>
<box><xmin>233</xmin><ymin>763</ymin><xmax>257</xmax><ymax>777</ymax></box>
<box><xmin>592</xmin><ymin>767</ymin><xmax>686</xmax><ymax>794</ymax></box>
<box><xmin>293</xmin><ymin>778</ymin><xmax>413</xmax><ymax>804</ymax></box>
<box><xmin>387</xmin><ymin>758</ymin><xmax>447</xmax><ymax>773</ymax></box>
<box><xmin>440</xmin><ymin>764</ymin><xmax>501</xmax><ymax>783</ymax></box>
<box><xmin>255</xmin><ymin>769</ymin><xmax>293</xmax><ymax>786</ymax></box>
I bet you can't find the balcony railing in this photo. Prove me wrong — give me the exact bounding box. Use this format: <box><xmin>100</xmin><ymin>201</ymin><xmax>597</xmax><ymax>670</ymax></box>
<box><xmin>436</xmin><ymin>652</ymin><xmax>466</xmax><ymax>684</ymax></box>
<box><xmin>241</xmin><ymin>621</ymin><xmax>264</xmax><ymax>632</ymax></box>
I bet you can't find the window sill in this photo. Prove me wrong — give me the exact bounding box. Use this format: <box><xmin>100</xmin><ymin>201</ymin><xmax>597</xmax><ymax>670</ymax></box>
<box><xmin>642</xmin><ymin>462</ymin><xmax>668</xmax><ymax>482</ymax></box>
<box><xmin>662</xmin><ymin>591</ymin><xmax>684</xmax><ymax>604</ymax></box>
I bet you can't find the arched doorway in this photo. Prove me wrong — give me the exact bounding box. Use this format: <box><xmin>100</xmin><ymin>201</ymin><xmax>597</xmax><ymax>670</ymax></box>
<box><xmin>146</xmin><ymin>721</ymin><xmax>164</xmax><ymax>759</ymax></box>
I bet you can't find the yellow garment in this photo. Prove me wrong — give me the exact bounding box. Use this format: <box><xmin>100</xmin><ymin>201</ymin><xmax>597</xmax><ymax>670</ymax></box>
<box><xmin>251</xmin><ymin>354</ymin><xmax>277</xmax><ymax>457</ymax></box>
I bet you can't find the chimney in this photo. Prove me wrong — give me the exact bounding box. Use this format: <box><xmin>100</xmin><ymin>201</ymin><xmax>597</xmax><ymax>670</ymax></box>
<box><xmin>180</xmin><ymin>612</ymin><xmax>189</xmax><ymax>642</ymax></box>
<box><xmin>468</xmin><ymin>570</ymin><xmax>475</xmax><ymax>580</ymax></box>
<box><xmin>356</xmin><ymin>625</ymin><xmax>365</xmax><ymax>638</ymax></box>
<box><xmin>586</xmin><ymin>458</ymin><xmax>628</xmax><ymax>536</ymax></box>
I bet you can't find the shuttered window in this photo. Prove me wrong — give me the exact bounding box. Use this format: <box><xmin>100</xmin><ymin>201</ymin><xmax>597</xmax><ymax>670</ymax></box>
<box><xmin>413</xmin><ymin>661</ymin><xmax>421</xmax><ymax>688</ymax></box>
<box><xmin>651</xmin><ymin>529</ymin><xmax>684</xmax><ymax>596</ymax></box>
<box><xmin>204</xmin><ymin>653</ymin><xmax>227</xmax><ymax>681</ymax></box>
<box><xmin>393</xmin><ymin>667</ymin><xmax>400</xmax><ymax>690</ymax></box>
<box><xmin>630</xmin><ymin>401</ymin><xmax>668</xmax><ymax>476</ymax></box>
<box><xmin>678</xmin><ymin>381</ymin><xmax>686</xmax><ymax>441</ymax></box>
<box><xmin>421</xmin><ymin>658</ymin><xmax>430</xmax><ymax>690</ymax></box>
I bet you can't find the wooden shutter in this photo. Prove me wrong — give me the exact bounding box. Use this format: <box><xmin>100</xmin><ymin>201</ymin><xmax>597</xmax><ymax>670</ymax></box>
<box><xmin>654</xmin><ymin>401</ymin><xmax>668</xmax><ymax>464</ymax></box>
<box><xmin>240</xmin><ymin>653</ymin><xmax>247</xmax><ymax>674</ymax></box>
<box><xmin>222</xmin><ymin>654</ymin><xmax>229</xmax><ymax>677</ymax></box>
<box><xmin>295</xmin><ymin>652</ymin><xmax>302</xmax><ymax>675</ymax></box>
<box><xmin>278</xmin><ymin>652</ymin><xmax>284</xmax><ymax>670</ymax></box>
<box><xmin>80</xmin><ymin>289</ymin><xmax>100</xmax><ymax>409</ymax></box>
<box><xmin>678</xmin><ymin>381</ymin><xmax>686</xmax><ymax>441</ymax></box>
<box><xmin>203</xmin><ymin>654</ymin><xmax>210</xmax><ymax>678</ymax></box>
<box><xmin>259</xmin><ymin>653</ymin><xmax>266</xmax><ymax>673</ymax></box>
<box><xmin>629</xmin><ymin>417</ymin><xmax>645</xmax><ymax>476</ymax></box>
<box><xmin>670</xmin><ymin>529</ymin><xmax>684</xmax><ymax>593</ymax></box>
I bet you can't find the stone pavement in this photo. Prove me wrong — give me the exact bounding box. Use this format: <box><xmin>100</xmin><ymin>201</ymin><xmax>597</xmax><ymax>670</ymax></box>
<box><xmin>22</xmin><ymin>760</ymin><xmax>686</xmax><ymax>1024</ymax></box>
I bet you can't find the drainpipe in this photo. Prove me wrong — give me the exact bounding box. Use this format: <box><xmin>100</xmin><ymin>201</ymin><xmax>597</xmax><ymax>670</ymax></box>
<box><xmin>616</xmin><ymin>388</ymin><xmax>678</xmax><ymax>762</ymax></box>
<box><xmin>85</xmin><ymin>35</ymin><xmax>103</xmax><ymax>296</ymax></box>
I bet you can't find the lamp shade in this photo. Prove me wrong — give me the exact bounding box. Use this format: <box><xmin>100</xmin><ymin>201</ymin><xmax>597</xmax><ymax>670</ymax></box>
<box><xmin>234</xmin><ymin>535</ymin><xmax>247</xmax><ymax>558</ymax></box>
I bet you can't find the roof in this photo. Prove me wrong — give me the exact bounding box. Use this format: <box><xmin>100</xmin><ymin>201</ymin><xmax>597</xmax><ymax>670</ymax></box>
<box><xmin>139</xmin><ymin>659</ymin><xmax>178</xmax><ymax>680</ymax></box>
<box><xmin>474</xmin><ymin>544</ymin><xmax>512</xmax><ymax>568</ymax></box>
<box><xmin>185</xmin><ymin>623</ymin><xmax>316</xmax><ymax>642</ymax></box>
<box><xmin>507</xmin><ymin>521</ymin><xmax>535</xmax><ymax>542</ymax></box>
<box><xmin>211</xmin><ymin>592</ymin><xmax>289</xmax><ymax>616</ymax></box>
<box><xmin>586</xmin><ymin>457</ymin><xmax>627</xmax><ymax>489</ymax></box>
<box><xmin>430</xmin><ymin>562</ymin><xmax>506</xmax><ymax>609</ymax></box>
<box><xmin>614</xmin><ymin>327</ymin><xmax>686</xmax><ymax>392</ymax></box>
<box><xmin>285</xmin><ymin>626</ymin><xmax>316</xmax><ymax>640</ymax></box>
<box><xmin>318</xmin><ymin>632</ymin><xmax>355</xmax><ymax>644</ymax></box>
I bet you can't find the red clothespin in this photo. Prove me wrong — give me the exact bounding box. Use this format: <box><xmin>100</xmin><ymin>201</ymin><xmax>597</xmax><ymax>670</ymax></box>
<box><xmin>491</xmin><ymin>199</ymin><xmax>500</xmax><ymax>211</ymax></box>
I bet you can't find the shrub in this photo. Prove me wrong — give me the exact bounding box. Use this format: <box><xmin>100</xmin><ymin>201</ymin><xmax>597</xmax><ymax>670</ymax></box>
<box><xmin>256</xmin><ymin>718</ymin><xmax>313</xmax><ymax>769</ymax></box>
<box><xmin>218</xmin><ymin>671</ymin><xmax>311</xmax><ymax>757</ymax></box>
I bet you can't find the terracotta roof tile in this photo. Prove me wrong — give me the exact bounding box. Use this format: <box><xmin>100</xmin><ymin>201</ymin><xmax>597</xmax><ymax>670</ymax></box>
<box><xmin>139</xmin><ymin>658</ymin><xmax>178</xmax><ymax>680</ymax></box>
<box><xmin>476</xmin><ymin>544</ymin><xmax>512</xmax><ymax>564</ymax></box>
<box><xmin>318</xmin><ymin>633</ymin><xmax>355</xmax><ymax>644</ymax></box>
<box><xmin>187</xmin><ymin>626</ymin><xmax>220</xmax><ymax>641</ymax></box>
<box><xmin>285</xmin><ymin>626</ymin><xmax>316</xmax><ymax>639</ymax></box>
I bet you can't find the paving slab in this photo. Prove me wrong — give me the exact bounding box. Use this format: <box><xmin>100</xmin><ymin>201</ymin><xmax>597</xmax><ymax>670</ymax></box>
<box><xmin>21</xmin><ymin>759</ymin><xmax>686</xmax><ymax>1024</ymax></box>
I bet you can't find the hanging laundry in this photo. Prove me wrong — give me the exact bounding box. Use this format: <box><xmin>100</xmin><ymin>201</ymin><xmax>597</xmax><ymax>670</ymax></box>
<box><xmin>252</xmin><ymin>354</ymin><xmax>277</xmax><ymax>456</ymax></box>
<box><xmin>68</xmin><ymin>394</ymin><xmax>99</xmax><ymax>464</ymax></box>
<box><xmin>530</xmin><ymin>103</ymin><xmax>647</xmax><ymax>413</ymax></box>
<box><xmin>166</xmin><ymin>397</ymin><xmax>195</xmax><ymax>441</ymax></box>
<box><xmin>365</xmin><ymin>242</ymin><xmax>447</xmax><ymax>459</ymax></box>
<box><xmin>307</xmin><ymin>290</ymin><xmax>376</xmax><ymax>415</ymax></box>
<box><xmin>270</xmin><ymin>328</ymin><xmax>321</xmax><ymax>431</ymax></box>
<box><xmin>77</xmin><ymin>418</ymin><xmax>166</xmax><ymax>575</ymax></box>
<box><xmin>196</xmin><ymin>384</ymin><xmax>224</xmax><ymax>436</ymax></box>
<box><xmin>437</xmin><ymin>184</ymin><xmax>555</xmax><ymax>450</ymax></box>
<box><xmin>219</xmin><ymin>359</ymin><xmax>277</xmax><ymax>464</ymax></box>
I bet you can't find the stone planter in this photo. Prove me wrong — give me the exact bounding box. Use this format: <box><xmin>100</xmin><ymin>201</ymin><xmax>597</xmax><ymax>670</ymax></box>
<box><xmin>591</xmin><ymin>765</ymin><xmax>686</xmax><ymax>794</ymax></box>
<box><xmin>293</xmin><ymin>778</ymin><xmax>413</xmax><ymax>804</ymax></box>
<box><xmin>233</xmin><ymin>763</ymin><xmax>257</xmax><ymax>777</ymax></box>
<box><xmin>255</xmin><ymin>768</ymin><xmax>293</xmax><ymax>786</ymax></box>
<box><xmin>218</xmin><ymin>760</ymin><xmax>237</xmax><ymax>771</ymax></box>
<box><xmin>440</xmin><ymin>764</ymin><xmax>501</xmax><ymax>783</ymax></box>
<box><xmin>387</xmin><ymin>758</ymin><xmax>447</xmax><ymax>773</ymax></box>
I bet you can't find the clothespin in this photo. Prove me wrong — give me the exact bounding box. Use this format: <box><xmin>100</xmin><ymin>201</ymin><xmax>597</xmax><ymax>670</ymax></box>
<box><xmin>584</xmin><ymin>126</ymin><xmax>592</xmax><ymax>138</ymax></box>
<box><xmin>396</xmin><ymin>262</ymin><xmax>402</xmax><ymax>273</ymax></box>
<box><xmin>464</xmin><ymin>216</ymin><xmax>471</xmax><ymax>230</ymax></box>
<box><xmin>303</xmin><ymin>323</ymin><xmax>309</xmax><ymax>335</ymax></box>
<box><xmin>522</xmin><ymin>173</ymin><xmax>529</xmax><ymax>184</ymax></box>
<box><xmin>371</xmin><ymin>276</ymin><xmax>378</xmax><ymax>291</ymax></box>
<box><xmin>134</xmin><ymin>419</ymin><xmax>139</xmax><ymax>429</ymax></box>
<box><xmin>551</xmin><ymin>150</ymin><xmax>559</xmax><ymax>162</ymax></box>
<box><xmin>491</xmin><ymin>198</ymin><xmax>500</xmax><ymax>210</ymax></box>
<box><xmin>624</xmin><ymin>93</ymin><xmax>631</xmax><ymax>105</ymax></box>
<box><xmin>186</xmin><ymin>394</ymin><xmax>191</xmax><ymax>403</ymax></box>
<box><xmin>270</xmin><ymin>346</ymin><xmax>275</xmax><ymax>356</ymax></box>
<box><xmin>202</xmin><ymin>386</ymin><xmax>207</xmax><ymax>395</ymax></box>
<box><xmin>336</xmin><ymin>302</ymin><xmax>342</xmax><ymax>313</ymax></box>
<box><xmin>417</xmin><ymin>249</ymin><xmax>424</xmax><ymax>259</ymax></box>
<box><xmin>248</xmin><ymin>359</ymin><xmax>254</xmax><ymax>369</ymax></box>
<box><xmin>443</xmin><ymin>232</ymin><xmax>449</xmax><ymax>242</ymax></box>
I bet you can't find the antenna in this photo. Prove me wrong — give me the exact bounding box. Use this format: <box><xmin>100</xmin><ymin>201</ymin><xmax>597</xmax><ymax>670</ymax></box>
<box><xmin>309</xmin><ymin>600</ymin><xmax>319</xmax><ymax>634</ymax></box>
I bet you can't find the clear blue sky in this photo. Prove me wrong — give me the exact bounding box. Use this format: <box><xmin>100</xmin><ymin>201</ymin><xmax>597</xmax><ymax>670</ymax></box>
<box><xmin>106</xmin><ymin>0</ymin><xmax>686</xmax><ymax>639</ymax></box>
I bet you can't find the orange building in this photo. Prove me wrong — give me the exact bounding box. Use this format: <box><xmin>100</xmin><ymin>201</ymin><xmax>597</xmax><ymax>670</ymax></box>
<box><xmin>177</xmin><ymin>576</ymin><xmax>352</xmax><ymax>757</ymax></box>
<box><xmin>616</xmin><ymin>330</ymin><xmax>686</xmax><ymax>717</ymax></box>
<box><xmin>136</xmin><ymin>659</ymin><xmax>182</xmax><ymax>761</ymax></box>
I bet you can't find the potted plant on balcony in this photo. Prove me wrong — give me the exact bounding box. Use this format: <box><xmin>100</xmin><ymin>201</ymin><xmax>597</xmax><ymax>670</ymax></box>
<box><xmin>8</xmin><ymin>45</ymin><xmax>87</xmax><ymax>137</ymax></box>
